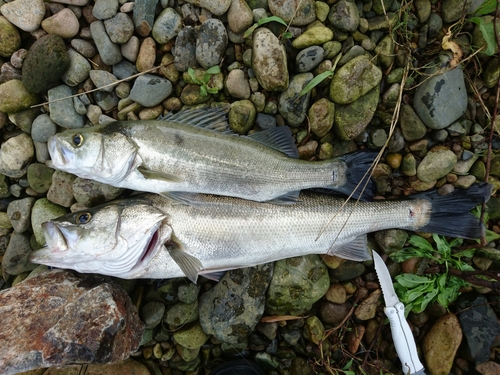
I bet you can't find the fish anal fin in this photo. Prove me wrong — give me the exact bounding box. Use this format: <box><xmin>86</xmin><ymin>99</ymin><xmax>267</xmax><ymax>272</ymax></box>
<box><xmin>267</xmin><ymin>191</ymin><xmax>300</xmax><ymax>205</ymax></box>
<box><xmin>246</xmin><ymin>127</ymin><xmax>298</xmax><ymax>158</ymax></box>
<box><xmin>329</xmin><ymin>235</ymin><xmax>372</xmax><ymax>261</ymax></box>
<box><xmin>167</xmin><ymin>242</ymin><xmax>203</xmax><ymax>283</ymax></box>
<box><xmin>138</xmin><ymin>167</ymin><xmax>183</xmax><ymax>183</ymax></box>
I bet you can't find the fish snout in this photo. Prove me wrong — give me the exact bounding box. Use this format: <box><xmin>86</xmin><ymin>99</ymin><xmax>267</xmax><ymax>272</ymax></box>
<box><xmin>47</xmin><ymin>136</ymin><xmax>74</xmax><ymax>167</ymax></box>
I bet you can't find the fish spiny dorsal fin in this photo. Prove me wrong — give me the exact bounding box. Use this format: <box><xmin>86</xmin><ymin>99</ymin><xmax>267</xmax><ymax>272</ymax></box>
<box><xmin>166</xmin><ymin>241</ymin><xmax>203</xmax><ymax>283</ymax></box>
<box><xmin>245</xmin><ymin>126</ymin><xmax>299</xmax><ymax>158</ymax></box>
<box><xmin>329</xmin><ymin>234</ymin><xmax>372</xmax><ymax>261</ymax></box>
<box><xmin>159</xmin><ymin>107</ymin><xmax>229</xmax><ymax>131</ymax></box>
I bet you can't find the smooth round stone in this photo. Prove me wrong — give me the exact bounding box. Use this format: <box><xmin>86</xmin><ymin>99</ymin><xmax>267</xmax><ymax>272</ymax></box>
<box><xmin>129</xmin><ymin>74</ymin><xmax>172</xmax><ymax>107</ymax></box>
<box><xmin>268</xmin><ymin>0</ymin><xmax>316</xmax><ymax>26</ymax></box>
<box><xmin>41</xmin><ymin>8</ymin><xmax>79</xmax><ymax>38</ymax></box>
<box><xmin>152</xmin><ymin>7</ymin><xmax>182</xmax><ymax>44</ymax></box>
<box><xmin>229</xmin><ymin>100</ymin><xmax>256</xmax><ymax>134</ymax></box>
<box><xmin>278</xmin><ymin>73</ymin><xmax>313</xmax><ymax>127</ymax></box>
<box><xmin>333</xmin><ymin>86</ymin><xmax>379</xmax><ymax>140</ymax></box>
<box><xmin>196</xmin><ymin>18</ymin><xmax>228</xmax><ymax>69</ymax></box>
<box><xmin>70</xmin><ymin>39</ymin><xmax>97</xmax><ymax>58</ymax></box>
<box><xmin>27</xmin><ymin>163</ymin><xmax>54</xmax><ymax>194</ymax></box>
<box><xmin>92</xmin><ymin>0</ymin><xmax>119</xmax><ymax>20</ymax></box>
<box><xmin>225</xmin><ymin>69</ymin><xmax>251</xmax><ymax>99</ymax></box>
<box><xmin>104</xmin><ymin>12</ymin><xmax>134</xmax><ymax>44</ymax></box>
<box><xmin>136</xmin><ymin>37</ymin><xmax>156</xmax><ymax>72</ymax></box>
<box><xmin>482</xmin><ymin>58</ymin><xmax>499</xmax><ymax>89</ymax></box>
<box><xmin>31</xmin><ymin>198</ymin><xmax>67</xmax><ymax>247</ymax></box>
<box><xmin>113</xmin><ymin>60</ymin><xmax>138</xmax><ymax>80</ymax></box>
<box><xmin>330</xmin><ymin>56</ymin><xmax>382</xmax><ymax>105</ymax></box>
<box><xmin>427</xmin><ymin>13</ymin><xmax>443</xmax><ymax>40</ymax></box>
<box><xmin>178</xmin><ymin>283</ymin><xmax>199</xmax><ymax>304</ymax></box>
<box><xmin>292</xmin><ymin>26</ymin><xmax>333</xmax><ymax>49</ymax></box>
<box><xmin>400</xmin><ymin>104</ymin><xmax>427</xmax><ymax>141</ymax></box>
<box><xmin>33</xmin><ymin>141</ymin><xmax>49</xmax><ymax>164</ymax></box>
<box><xmin>140</xmin><ymin>301</ymin><xmax>165</xmax><ymax>329</ymax></box>
<box><xmin>413</xmin><ymin>64</ymin><xmax>467</xmax><ymax>129</ymax></box>
<box><xmin>90</xmin><ymin>20</ymin><xmax>123</xmax><ymax>66</ymax></box>
<box><xmin>315</xmin><ymin>1</ymin><xmax>330</xmax><ymax>22</ymax></box>
<box><xmin>0</xmin><ymin>16</ymin><xmax>21</xmax><ymax>57</ymax></box>
<box><xmin>46</xmin><ymin>170</ymin><xmax>76</xmax><ymax>207</ymax></box>
<box><xmin>10</xmin><ymin>49</ymin><xmax>28</xmax><ymax>69</ymax></box>
<box><xmin>0</xmin><ymin>0</ymin><xmax>45</xmax><ymax>32</ymax></box>
<box><xmin>61</xmin><ymin>49</ymin><xmax>92</xmax><ymax>87</ymax></box>
<box><xmin>121</xmin><ymin>35</ymin><xmax>140</xmax><ymax>62</ymax></box>
<box><xmin>7</xmin><ymin>197</ymin><xmax>36</xmax><ymax>233</ymax></box>
<box><xmin>296</xmin><ymin>46</ymin><xmax>324</xmax><ymax>73</ymax></box>
<box><xmin>7</xmin><ymin>107</ymin><xmax>39</xmax><ymax>134</ymax></box>
<box><xmin>21</xmin><ymin>34</ymin><xmax>69</xmax><ymax>94</ymax></box>
<box><xmin>48</xmin><ymin>85</ymin><xmax>85</xmax><ymax>128</ymax></box>
<box><xmin>328</xmin><ymin>0</ymin><xmax>360</xmax><ymax>32</ymax></box>
<box><xmin>0</xmin><ymin>133</ymin><xmax>34</xmax><ymax>178</ymax></box>
<box><xmin>375</xmin><ymin>35</ymin><xmax>395</xmax><ymax>69</ymax></box>
<box><xmin>183</xmin><ymin>0</ymin><xmax>230</xmax><ymax>16</ymax></box>
<box><xmin>252</xmin><ymin>28</ymin><xmax>289</xmax><ymax>91</ymax></box>
<box><xmin>309</xmin><ymin>98</ymin><xmax>335</xmax><ymax>137</ymax></box>
<box><xmin>31</xmin><ymin>114</ymin><xmax>57</xmax><ymax>143</ymax></box>
<box><xmin>174</xmin><ymin>26</ymin><xmax>197</xmax><ymax>72</ymax></box>
<box><xmin>255</xmin><ymin>113</ymin><xmax>276</xmax><ymax>129</ymax></box>
<box><xmin>417</xmin><ymin>148</ymin><xmax>458</xmax><ymax>182</ymax></box>
<box><xmin>89</xmin><ymin>70</ymin><xmax>119</xmax><ymax>92</ymax></box>
<box><xmin>227</xmin><ymin>0</ymin><xmax>254</xmax><ymax>34</ymax></box>
<box><xmin>173</xmin><ymin>322</ymin><xmax>209</xmax><ymax>350</ymax></box>
<box><xmin>0</xmin><ymin>80</ymin><xmax>38</xmax><ymax>113</ymax></box>
<box><xmin>164</xmin><ymin>302</ymin><xmax>199</xmax><ymax>326</ymax></box>
<box><xmin>415</xmin><ymin>0</ymin><xmax>431</xmax><ymax>23</ymax></box>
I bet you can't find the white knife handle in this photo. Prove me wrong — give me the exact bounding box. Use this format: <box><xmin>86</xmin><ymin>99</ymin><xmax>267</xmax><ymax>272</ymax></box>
<box><xmin>384</xmin><ymin>302</ymin><xmax>424</xmax><ymax>375</ymax></box>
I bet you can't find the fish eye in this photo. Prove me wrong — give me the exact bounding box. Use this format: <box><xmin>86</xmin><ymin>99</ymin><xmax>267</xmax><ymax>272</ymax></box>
<box><xmin>76</xmin><ymin>212</ymin><xmax>92</xmax><ymax>224</ymax></box>
<box><xmin>72</xmin><ymin>134</ymin><xmax>84</xmax><ymax>147</ymax></box>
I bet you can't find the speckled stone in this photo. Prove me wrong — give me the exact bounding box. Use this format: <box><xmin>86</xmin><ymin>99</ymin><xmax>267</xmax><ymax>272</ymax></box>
<box><xmin>0</xmin><ymin>0</ymin><xmax>45</xmax><ymax>33</ymax></box>
<box><xmin>129</xmin><ymin>74</ymin><xmax>173</xmax><ymax>107</ymax></box>
<box><xmin>152</xmin><ymin>7</ymin><xmax>183</xmax><ymax>44</ymax></box>
<box><xmin>41</xmin><ymin>8</ymin><xmax>80</xmax><ymax>38</ymax></box>
<box><xmin>196</xmin><ymin>18</ymin><xmax>228</xmax><ymax>69</ymax></box>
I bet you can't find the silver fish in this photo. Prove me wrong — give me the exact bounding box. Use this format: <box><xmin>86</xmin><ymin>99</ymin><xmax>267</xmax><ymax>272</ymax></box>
<box><xmin>47</xmin><ymin>107</ymin><xmax>375</xmax><ymax>203</ymax></box>
<box><xmin>29</xmin><ymin>183</ymin><xmax>490</xmax><ymax>282</ymax></box>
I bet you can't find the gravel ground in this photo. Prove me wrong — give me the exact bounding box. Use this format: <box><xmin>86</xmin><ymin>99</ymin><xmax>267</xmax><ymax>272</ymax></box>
<box><xmin>1</xmin><ymin>0</ymin><xmax>500</xmax><ymax>374</ymax></box>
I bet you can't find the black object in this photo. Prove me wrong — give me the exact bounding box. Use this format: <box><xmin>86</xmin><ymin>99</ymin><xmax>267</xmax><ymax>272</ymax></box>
<box><xmin>210</xmin><ymin>359</ymin><xmax>266</xmax><ymax>375</ymax></box>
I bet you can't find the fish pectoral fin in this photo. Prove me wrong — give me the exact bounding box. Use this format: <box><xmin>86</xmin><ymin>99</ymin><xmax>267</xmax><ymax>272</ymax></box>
<box><xmin>329</xmin><ymin>235</ymin><xmax>372</xmax><ymax>261</ymax></box>
<box><xmin>201</xmin><ymin>271</ymin><xmax>226</xmax><ymax>282</ymax></box>
<box><xmin>137</xmin><ymin>167</ymin><xmax>183</xmax><ymax>183</ymax></box>
<box><xmin>167</xmin><ymin>244</ymin><xmax>203</xmax><ymax>283</ymax></box>
<box><xmin>160</xmin><ymin>191</ymin><xmax>206</xmax><ymax>206</ymax></box>
<box><xmin>245</xmin><ymin>126</ymin><xmax>298</xmax><ymax>158</ymax></box>
<box><xmin>267</xmin><ymin>191</ymin><xmax>301</xmax><ymax>205</ymax></box>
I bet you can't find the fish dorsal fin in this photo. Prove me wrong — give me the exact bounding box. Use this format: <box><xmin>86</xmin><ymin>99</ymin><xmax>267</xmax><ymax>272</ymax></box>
<box><xmin>329</xmin><ymin>235</ymin><xmax>372</xmax><ymax>261</ymax></box>
<box><xmin>160</xmin><ymin>107</ymin><xmax>229</xmax><ymax>131</ymax></box>
<box><xmin>137</xmin><ymin>167</ymin><xmax>183</xmax><ymax>183</ymax></box>
<box><xmin>267</xmin><ymin>190</ymin><xmax>301</xmax><ymax>204</ymax></box>
<box><xmin>166</xmin><ymin>241</ymin><xmax>203</xmax><ymax>283</ymax></box>
<box><xmin>245</xmin><ymin>127</ymin><xmax>299</xmax><ymax>158</ymax></box>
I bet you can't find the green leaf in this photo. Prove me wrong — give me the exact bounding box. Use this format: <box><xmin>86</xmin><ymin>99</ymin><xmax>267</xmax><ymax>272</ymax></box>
<box><xmin>474</xmin><ymin>0</ymin><xmax>498</xmax><ymax>16</ymax></box>
<box><xmin>299</xmin><ymin>70</ymin><xmax>334</xmax><ymax>96</ymax></box>
<box><xmin>206</xmin><ymin>87</ymin><xmax>219</xmax><ymax>94</ymax></box>
<box><xmin>258</xmin><ymin>15</ymin><xmax>288</xmax><ymax>27</ymax></box>
<box><xmin>281</xmin><ymin>31</ymin><xmax>293</xmax><ymax>39</ymax></box>
<box><xmin>395</xmin><ymin>274</ymin><xmax>432</xmax><ymax>288</ymax></box>
<box><xmin>408</xmin><ymin>235</ymin><xmax>434</xmax><ymax>253</ymax></box>
<box><xmin>342</xmin><ymin>359</ymin><xmax>354</xmax><ymax>371</ymax></box>
<box><xmin>470</xmin><ymin>17</ymin><xmax>497</xmax><ymax>56</ymax></box>
<box><xmin>243</xmin><ymin>23</ymin><xmax>258</xmax><ymax>38</ymax></box>
<box><xmin>205</xmin><ymin>65</ymin><xmax>221</xmax><ymax>75</ymax></box>
<box><xmin>390</xmin><ymin>247</ymin><xmax>430</xmax><ymax>262</ymax></box>
<box><xmin>200</xmin><ymin>85</ymin><xmax>208</xmax><ymax>97</ymax></box>
<box><xmin>485</xmin><ymin>228</ymin><xmax>500</xmax><ymax>242</ymax></box>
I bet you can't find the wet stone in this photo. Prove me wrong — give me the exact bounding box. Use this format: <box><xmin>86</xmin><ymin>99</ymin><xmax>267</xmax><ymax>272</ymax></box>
<box><xmin>296</xmin><ymin>46</ymin><xmax>324</xmax><ymax>73</ymax></box>
<box><xmin>94</xmin><ymin>90</ymin><xmax>119</xmax><ymax>112</ymax></box>
<box><xmin>278</xmin><ymin>73</ymin><xmax>313</xmax><ymax>127</ymax></box>
<box><xmin>7</xmin><ymin>197</ymin><xmax>35</xmax><ymax>233</ymax></box>
<box><xmin>329</xmin><ymin>260</ymin><xmax>366</xmax><ymax>281</ymax></box>
<box><xmin>255</xmin><ymin>113</ymin><xmax>276</xmax><ymax>129</ymax></box>
<box><xmin>413</xmin><ymin>62</ymin><xmax>467</xmax><ymax>130</ymax></box>
<box><xmin>2</xmin><ymin>232</ymin><xmax>36</xmax><ymax>276</ymax></box>
<box><xmin>71</xmin><ymin>39</ymin><xmax>97</xmax><ymax>59</ymax></box>
<box><xmin>199</xmin><ymin>264</ymin><xmax>273</xmax><ymax>344</ymax></box>
<box><xmin>374</xmin><ymin>229</ymin><xmax>408</xmax><ymax>254</ymax></box>
<box><xmin>319</xmin><ymin>301</ymin><xmax>352</xmax><ymax>325</ymax></box>
<box><xmin>226</xmin><ymin>69</ymin><xmax>251</xmax><ymax>100</ymax></box>
<box><xmin>178</xmin><ymin>283</ymin><xmax>199</xmax><ymax>304</ymax></box>
<box><xmin>173</xmin><ymin>322</ymin><xmax>209</xmax><ymax>350</ymax></box>
<box><xmin>196</xmin><ymin>18</ymin><xmax>228</xmax><ymax>69</ymax></box>
<box><xmin>227</xmin><ymin>0</ymin><xmax>254</xmax><ymax>34</ymax></box>
<box><xmin>184</xmin><ymin>0</ymin><xmax>231</xmax><ymax>16</ymax></box>
<box><xmin>303</xmin><ymin>316</ymin><xmax>324</xmax><ymax>345</ymax></box>
<box><xmin>354</xmin><ymin>289</ymin><xmax>382</xmax><ymax>320</ymax></box>
<box><xmin>140</xmin><ymin>301</ymin><xmax>165</xmax><ymax>329</ymax></box>
<box><xmin>90</xmin><ymin>70</ymin><xmax>119</xmax><ymax>92</ymax></box>
<box><xmin>266</xmin><ymin>255</ymin><xmax>329</xmax><ymax>315</ymax></box>
<box><xmin>229</xmin><ymin>99</ymin><xmax>256</xmax><ymax>134</ymax></box>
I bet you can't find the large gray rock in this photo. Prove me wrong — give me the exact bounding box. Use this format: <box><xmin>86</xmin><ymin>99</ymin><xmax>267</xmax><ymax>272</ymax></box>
<box><xmin>269</xmin><ymin>0</ymin><xmax>316</xmax><ymax>26</ymax></box>
<box><xmin>0</xmin><ymin>270</ymin><xmax>144</xmax><ymax>375</ymax></box>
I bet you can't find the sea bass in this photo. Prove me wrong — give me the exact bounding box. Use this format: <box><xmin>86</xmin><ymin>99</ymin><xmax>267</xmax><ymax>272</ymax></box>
<box><xmin>47</xmin><ymin>107</ymin><xmax>375</xmax><ymax>202</ymax></box>
<box><xmin>29</xmin><ymin>184</ymin><xmax>491</xmax><ymax>282</ymax></box>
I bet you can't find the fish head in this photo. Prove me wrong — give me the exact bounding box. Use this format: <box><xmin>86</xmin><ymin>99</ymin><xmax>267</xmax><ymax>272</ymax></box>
<box><xmin>29</xmin><ymin>198</ymin><xmax>172</xmax><ymax>278</ymax></box>
<box><xmin>47</xmin><ymin>124</ymin><xmax>139</xmax><ymax>184</ymax></box>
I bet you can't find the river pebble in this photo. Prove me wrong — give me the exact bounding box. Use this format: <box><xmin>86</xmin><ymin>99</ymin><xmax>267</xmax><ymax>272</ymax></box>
<box><xmin>92</xmin><ymin>0</ymin><xmax>119</xmax><ymax>20</ymax></box>
<box><xmin>278</xmin><ymin>73</ymin><xmax>313</xmax><ymax>127</ymax></box>
<box><xmin>0</xmin><ymin>0</ymin><xmax>45</xmax><ymax>33</ymax></box>
<box><xmin>0</xmin><ymin>133</ymin><xmax>34</xmax><ymax>178</ymax></box>
<box><xmin>174</xmin><ymin>26</ymin><xmax>198</xmax><ymax>72</ymax></box>
<box><xmin>72</xmin><ymin>178</ymin><xmax>123</xmax><ymax>206</ymax></box>
<box><xmin>140</xmin><ymin>301</ymin><xmax>165</xmax><ymax>329</ymax></box>
<box><xmin>0</xmin><ymin>16</ymin><xmax>20</xmax><ymax>58</ymax></box>
<box><xmin>90</xmin><ymin>20</ymin><xmax>123</xmax><ymax>66</ymax></box>
<box><xmin>129</xmin><ymin>74</ymin><xmax>173</xmax><ymax>107</ymax></box>
<box><xmin>417</xmin><ymin>147</ymin><xmax>457</xmax><ymax>182</ymax></box>
<box><xmin>292</xmin><ymin>26</ymin><xmax>334</xmax><ymax>49</ymax></box>
<box><xmin>196</xmin><ymin>18</ymin><xmax>228</xmax><ymax>69</ymax></box>
<box><xmin>31</xmin><ymin>198</ymin><xmax>68</xmax><ymax>246</ymax></box>
<box><xmin>7</xmin><ymin>197</ymin><xmax>35</xmax><ymax>233</ymax></box>
<box><xmin>226</xmin><ymin>69</ymin><xmax>251</xmax><ymax>99</ymax></box>
<box><xmin>152</xmin><ymin>7</ymin><xmax>183</xmax><ymax>44</ymax></box>
<box><xmin>227</xmin><ymin>0</ymin><xmax>253</xmax><ymax>34</ymax></box>
<box><xmin>269</xmin><ymin>0</ymin><xmax>316</xmax><ymax>26</ymax></box>
<box><xmin>46</xmin><ymin>170</ymin><xmax>77</xmax><ymax>207</ymax></box>
<box><xmin>62</xmin><ymin>49</ymin><xmax>92</xmax><ymax>87</ymax></box>
<box><xmin>90</xmin><ymin>70</ymin><xmax>119</xmax><ymax>92</ymax></box>
<box><xmin>27</xmin><ymin>163</ymin><xmax>54</xmax><ymax>194</ymax></box>
<box><xmin>296</xmin><ymin>46</ymin><xmax>324</xmax><ymax>73</ymax></box>
<box><xmin>329</xmin><ymin>0</ymin><xmax>360</xmax><ymax>32</ymax></box>
<box><xmin>104</xmin><ymin>12</ymin><xmax>135</xmax><ymax>44</ymax></box>
<box><xmin>48</xmin><ymin>85</ymin><xmax>85</xmax><ymax>128</ymax></box>
<box><xmin>41</xmin><ymin>8</ymin><xmax>80</xmax><ymax>38</ymax></box>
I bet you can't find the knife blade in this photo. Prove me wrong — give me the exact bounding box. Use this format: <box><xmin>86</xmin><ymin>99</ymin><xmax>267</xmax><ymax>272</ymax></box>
<box><xmin>373</xmin><ymin>251</ymin><xmax>426</xmax><ymax>375</ymax></box>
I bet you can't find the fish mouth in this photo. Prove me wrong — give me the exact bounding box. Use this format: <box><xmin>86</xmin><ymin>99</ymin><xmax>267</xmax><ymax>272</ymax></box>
<box><xmin>29</xmin><ymin>221</ymin><xmax>69</xmax><ymax>265</ymax></box>
<box><xmin>47</xmin><ymin>136</ymin><xmax>74</xmax><ymax>168</ymax></box>
<box><xmin>130</xmin><ymin>225</ymin><xmax>163</xmax><ymax>271</ymax></box>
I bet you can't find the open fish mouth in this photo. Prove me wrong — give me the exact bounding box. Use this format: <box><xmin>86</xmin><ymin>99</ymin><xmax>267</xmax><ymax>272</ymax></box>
<box><xmin>47</xmin><ymin>136</ymin><xmax>74</xmax><ymax>167</ymax></box>
<box><xmin>28</xmin><ymin>221</ymin><xmax>69</xmax><ymax>265</ymax></box>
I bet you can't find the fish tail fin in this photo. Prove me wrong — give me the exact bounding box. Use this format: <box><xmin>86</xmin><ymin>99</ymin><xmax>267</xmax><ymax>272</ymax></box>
<box><xmin>412</xmin><ymin>182</ymin><xmax>492</xmax><ymax>239</ymax></box>
<box><xmin>334</xmin><ymin>150</ymin><xmax>377</xmax><ymax>201</ymax></box>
